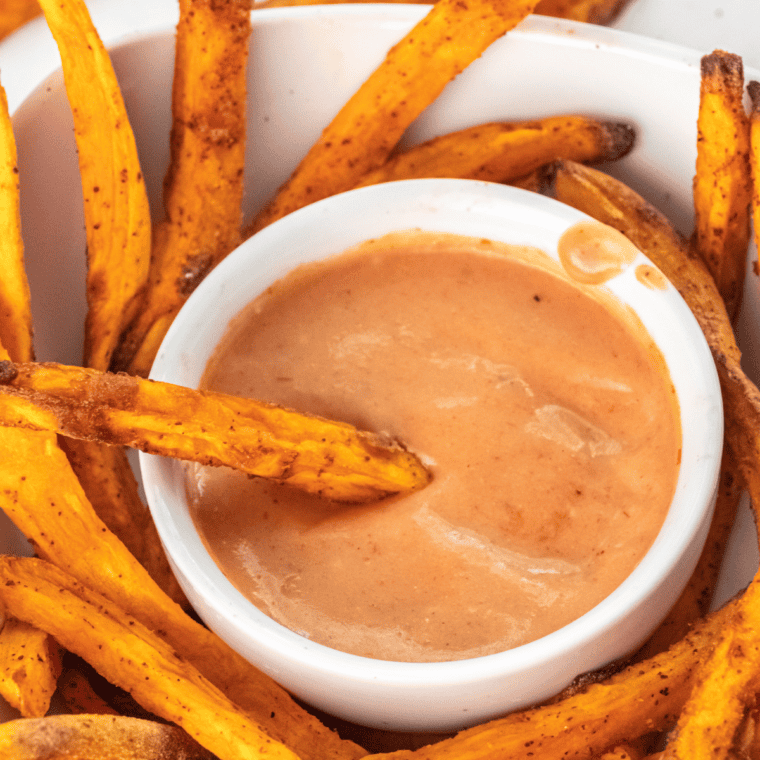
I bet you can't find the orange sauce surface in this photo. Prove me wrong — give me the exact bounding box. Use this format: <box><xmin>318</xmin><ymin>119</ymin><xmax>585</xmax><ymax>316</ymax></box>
<box><xmin>186</xmin><ymin>231</ymin><xmax>681</xmax><ymax>662</ymax></box>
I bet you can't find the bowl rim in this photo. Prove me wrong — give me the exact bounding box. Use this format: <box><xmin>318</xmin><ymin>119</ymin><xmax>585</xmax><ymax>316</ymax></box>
<box><xmin>141</xmin><ymin>177</ymin><xmax>723</xmax><ymax>686</ymax></box>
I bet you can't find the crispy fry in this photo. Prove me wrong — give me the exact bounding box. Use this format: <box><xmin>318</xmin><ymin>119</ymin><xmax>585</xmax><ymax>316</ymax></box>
<box><xmin>365</xmin><ymin>600</ymin><xmax>734</xmax><ymax>760</ymax></box>
<box><xmin>0</xmin><ymin>714</ymin><xmax>219</xmax><ymax>760</ymax></box>
<box><xmin>533</xmin><ymin>0</ymin><xmax>632</xmax><ymax>24</ymax></box>
<box><xmin>0</xmin><ymin>426</ymin><xmax>363</xmax><ymax>760</ymax></box>
<box><xmin>58</xmin><ymin>664</ymin><xmax>120</xmax><ymax>717</ymax></box>
<box><xmin>0</xmin><ymin>617</ymin><xmax>61</xmax><ymax>718</ymax></box>
<box><xmin>351</xmin><ymin>116</ymin><xmax>634</xmax><ymax>189</ymax></box>
<box><xmin>747</xmin><ymin>81</ymin><xmax>760</xmax><ymax>299</ymax></box>
<box><xmin>0</xmin><ymin>556</ymin><xmax>302</xmax><ymax>760</ymax></box>
<box><xmin>0</xmin><ymin>0</ymin><xmax>41</xmax><ymax>42</ymax></box>
<box><xmin>59</xmin><ymin>439</ymin><xmax>187</xmax><ymax>607</ymax></box>
<box><xmin>693</xmin><ymin>50</ymin><xmax>751</xmax><ymax>322</ymax></box>
<box><xmin>248</xmin><ymin>0</ymin><xmax>541</xmax><ymax>234</ymax></box>
<box><xmin>36</xmin><ymin>0</ymin><xmax>152</xmax><ymax>371</ymax></box>
<box><xmin>0</xmin><ymin>360</ymin><xmax>430</xmax><ymax>502</ymax></box>
<box><xmin>635</xmin><ymin>443</ymin><xmax>742</xmax><ymax>660</ymax></box>
<box><xmin>0</xmin><ymin>79</ymin><xmax>33</xmax><ymax>365</ymax></box>
<box><xmin>110</xmin><ymin>0</ymin><xmax>250</xmax><ymax>378</ymax></box>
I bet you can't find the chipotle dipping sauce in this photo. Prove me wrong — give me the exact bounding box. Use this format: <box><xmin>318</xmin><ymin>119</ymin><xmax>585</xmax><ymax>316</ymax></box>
<box><xmin>186</xmin><ymin>228</ymin><xmax>681</xmax><ymax>663</ymax></box>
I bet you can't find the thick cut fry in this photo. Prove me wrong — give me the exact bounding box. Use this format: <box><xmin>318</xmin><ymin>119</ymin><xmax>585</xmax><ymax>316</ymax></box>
<box><xmin>0</xmin><ymin>556</ymin><xmax>301</xmax><ymax>760</ymax></box>
<box><xmin>635</xmin><ymin>443</ymin><xmax>742</xmax><ymax>660</ymax></box>
<box><xmin>0</xmin><ymin>360</ymin><xmax>430</xmax><ymax>502</ymax></box>
<box><xmin>248</xmin><ymin>0</ymin><xmax>541</xmax><ymax>234</ymax></box>
<box><xmin>0</xmin><ymin>714</ymin><xmax>218</xmax><ymax>760</ymax></box>
<box><xmin>0</xmin><ymin>0</ymin><xmax>41</xmax><ymax>42</ymax></box>
<box><xmin>351</xmin><ymin>116</ymin><xmax>634</xmax><ymax>189</ymax></box>
<box><xmin>534</xmin><ymin>0</ymin><xmax>632</xmax><ymax>24</ymax></box>
<box><xmin>661</xmin><ymin>579</ymin><xmax>760</xmax><ymax>760</ymax></box>
<box><xmin>693</xmin><ymin>50</ymin><xmax>751</xmax><ymax>322</ymax></box>
<box><xmin>366</xmin><ymin>600</ymin><xmax>735</xmax><ymax>760</ymax></box>
<box><xmin>0</xmin><ymin>80</ymin><xmax>33</xmax><ymax>365</ymax></box>
<box><xmin>747</xmin><ymin>81</ymin><xmax>760</xmax><ymax>298</ymax></box>
<box><xmin>0</xmin><ymin>617</ymin><xmax>61</xmax><ymax>718</ymax></box>
<box><xmin>110</xmin><ymin>0</ymin><xmax>250</xmax><ymax>377</ymax></box>
<box><xmin>36</xmin><ymin>0</ymin><xmax>151</xmax><ymax>371</ymax></box>
<box><xmin>0</xmin><ymin>426</ymin><xmax>361</xmax><ymax>760</ymax></box>
<box><xmin>59</xmin><ymin>439</ymin><xmax>187</xmax><ymax>607</ymax></box>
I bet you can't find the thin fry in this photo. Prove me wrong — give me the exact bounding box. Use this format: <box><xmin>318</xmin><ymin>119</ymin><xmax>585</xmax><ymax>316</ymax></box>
<box><xmin>351</xmin><ymin>116</ymin><xmax>634</xmax><ymax>189</ymax></box>
<box><xmin>0</xmin><ymin>426</ymin><xmax>362</xmax><ymax>760</ymax></box>
<box><xmin>0</xmin><ymin>557</ymin><xmax>299</xmax><ymax>760</ymax></box>
<box><xmin>110</xmin><ymin>0</ymin><xmax>250</xmax><ymax>377</ymax></box>
<box><xmin>0</xmin><ymin>617</ymin><xmax>61</xmax><ymax>718</ymax></box>
<box><xmin>36</xmin><ymin>0</ymin><xmax>152</xmax><ymax>370</ymax></box>
<box><xmin>693</xmin><ymin>50</ymin><xmax>751</xmax><ymax>321</ymax></box>
<box><xmin>248</xmin><ymin>0</ymin><xmax>541</xmax><ymax>233</ymax></box>
<box><xmin>0</xmin><ymin>360</ymin><xmax>430</xmax><ymax>502</ymax></box>
<box><xmin>0</xmin><ymin>79</ymin><xmax>33</xmax><ymax>364</ymax></box>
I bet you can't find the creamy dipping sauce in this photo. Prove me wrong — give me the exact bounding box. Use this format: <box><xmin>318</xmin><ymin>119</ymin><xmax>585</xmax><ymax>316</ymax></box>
<box><xmin>186</xmin><ymin>230</ymin><xmax>681</xmax><ymax>662</ymax></box>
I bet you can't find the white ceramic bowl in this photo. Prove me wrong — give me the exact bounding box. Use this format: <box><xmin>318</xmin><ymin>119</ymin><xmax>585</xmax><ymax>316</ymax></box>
<box><xmin>0</xmin><ymin>0</ymin><xmax>754</xmax><ymax>728</ymax></box>
<box><xmin>141</xmin><ymin>178</ymin><xmax>723</xmax><ymax>732</ymax></box>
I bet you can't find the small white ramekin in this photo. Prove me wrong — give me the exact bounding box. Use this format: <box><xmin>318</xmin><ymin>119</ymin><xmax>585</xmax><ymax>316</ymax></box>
<box><xmin>141</xmin><ymin>178</ymin><xmax>723</xmax><ymax>732</ymax></box>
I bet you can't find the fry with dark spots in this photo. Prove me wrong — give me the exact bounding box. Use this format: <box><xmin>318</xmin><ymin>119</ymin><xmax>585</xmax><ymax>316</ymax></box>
<box><xmin>36</xmin><ymin>0</ymin><xmax>152</xmax><ymax>371</ymax></box>
<box><xmin>0</xmin><ymin>360</ymin><xmax>431</xmax><ymax>502</ymax></box>
<box><xmin>247</xmin><ymin>0</ymin><xmax>542</xmax><ymax>234</ymax></box>
<box><xmin>351</xmin><ymin>116</ymin><xmax>635</xmax><ymax>189</ymax></box>
<box><xmin>533</xmin><ymin>0</ymin><xmax>632</xmax><ymax>24</ymax></box>
<box><xmin>0</xmin><ymin>556</ymin><xmax>302</xmax><ymax>760</ymax></box>
<box><xmin>692</xmin><ymin>50</ymin><xmax>751</xmax><ymax>322</ymax></box>
<box><xmin>0</xmin><ymin>421</ymin><xmax>362</xmax><ymax>760</ymax></box>
<box><xmin>111</xmin><ymin>0</ymin><xmax>251</xmax><ymax>378</ymax></box>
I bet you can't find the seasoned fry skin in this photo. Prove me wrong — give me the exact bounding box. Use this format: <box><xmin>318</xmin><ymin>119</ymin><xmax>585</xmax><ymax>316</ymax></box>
<box><xmin>0</xmin><ymin>617</ymin><xmax>62</xmax><ymax>718</ymax></box>
<box><xmin>693</xmin><ymin>50</ymin><xmax>752</xmax><ymax>322</ymax></box>
<box><xmin>248</xmin><ymin>0</ymin><xmax>541</xmax><ymax>234</ymax></box>
<box><xmin>36</xmin><ymin>0</ymin><xmax>152</xmax><ymax>371</ymax></box>
<box><xmin>111</xmin><ymin>0</ymin><xmax>251</xmax><ymax>378</ymax></box>
<box><xmin>0</xmin><ymin>360</ymin><xmax>430</xmax><ymax>502</ymax></box>
<box><xmin>0</xmin><ymin>426</ymin><xmax>362</xmax><ymax>760</ymax></box>
<box><xmin>0</xmin><ymin>714</ymin><xmax>218</xmax><ymax>760</ymax></box>
<box><xmin>0</xmin><ymin>557</ymin><xmax>301</xmax><ymax>760</ymax></box>
<box><xmin>0</xmin><ymin>80</ymin><xmax>33</xmax><ymax>365</ymax></box>
<box><xmin>352</xmin><ymin>116</ymin><xmax>635</xmax><ymax>189</ymax></box>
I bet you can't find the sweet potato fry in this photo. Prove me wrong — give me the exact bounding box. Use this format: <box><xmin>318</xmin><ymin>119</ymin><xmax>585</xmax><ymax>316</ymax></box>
<box><xmin>0</xmin><ymin>425</ymin><xmax>362</xmax><ymax>760</ymax></box>
<box><xmin>0</xmin><ymin>556</ymin><xmax>304</xmax><ymax>760</ymax></box>
<box><xmin>351</xmin><ymin>116</ymin><xmax>634</xmax><ymax>189</ymax></box>
<box><xmin>692</xmin><ymin>50</ymin><xmax>752</xmax><ymax>322</ymax></box>
<box><xmin>110</xmin><ymin>0</ymin><xmax>250</xmax><ymax>378</ymax></box>
<box><xmin>36</xmin><ymin>0</ymin><xmax>152</xmax><ymax>371</ymax></box>
<box><xmin>0</xmin><ymin>0</ymin><xmax>41</xmax><ymax>42</ymax></box>
<box><xmin>0</xmin><ymin>714</ymin><xmax>218</xmax><ymax>760</ymax></box>
<box><xmin>248</xmin><ymin>0</ymin><xmax>541</xmax><ymax>234</ymax></box>
<box><xmin>747</xmin><ymin>81</ymin><xmax>760</xmax><ymax>293</ymax></box>
<box><xmin>0</xmin><ymin>617</ymin><xmax>61</xmax><ymax>718</ymax></box>
<box><xmin>534</xmin><ymin>0</ymin><xmax>632</xmax><ymax>24</ymax></box>
<box><xmin>0</xmin><ymin>360</ymin><xmax>430</xmax><ymax>502</ymax></box>
<box><xmin>0</xmin><ymin>79</ymin><xmax>33</xmax><ymax>365</ymax></box>
<box><xmin>366</xmin><ymin>600</ymin><xmax>735</xmax><ymax>760</ymax></box>
<box><xmin>661</xmin><ymin>579</ymin><xmax>760</xmax><ymax>759</ymax></box>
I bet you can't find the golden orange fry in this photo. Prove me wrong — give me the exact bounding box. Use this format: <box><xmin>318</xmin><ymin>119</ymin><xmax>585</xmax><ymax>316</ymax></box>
<box><xmin>0</xmin><ymin>360</ymin><xmax>430</xmax><ymax>501</ymax></box>
<box><xmin>0</xmin><ymin>79</ymin><xmax>33</xmax><ymax>365</ymax></box>
<box><xmin>248</xmin><ymin>0</ymin><xmax>542</xmax><ymax>233</ymax></box>
<box><xmin>534</xmin><ymin>0</ymin><xmax>632</xmax><ymax>25</ymax></box>
<box><xmin>0</xmin><ymin>556</ymin><xmax>300</xmax><ymax>760</ymax></box>
<box><xmin>111</xmin><ymin>0</ymin><xmax>251</xmax><ymax>378</ymax></box>
<box><xmin>693</xmin><ymin>50</ymin><xmax>752</xmax><ymax>322</ymax></box>
<box><xmin>352</xmin><ymin>116</ymin><xmax>634</xmax><ymax>189</ymax></box>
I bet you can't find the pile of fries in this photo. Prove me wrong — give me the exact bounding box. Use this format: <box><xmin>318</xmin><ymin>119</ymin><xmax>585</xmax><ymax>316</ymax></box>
<box><xmin>2</xmin><ymin>0</ymin><xmax>760</xmax><ymax>758</ymax></box>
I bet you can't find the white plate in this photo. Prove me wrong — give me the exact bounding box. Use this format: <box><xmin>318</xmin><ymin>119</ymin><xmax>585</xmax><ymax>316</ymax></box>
<box><xmin>0</xmin><ymin>0</ymin><xmax>757</xmax><ymax>726</ymax></box>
